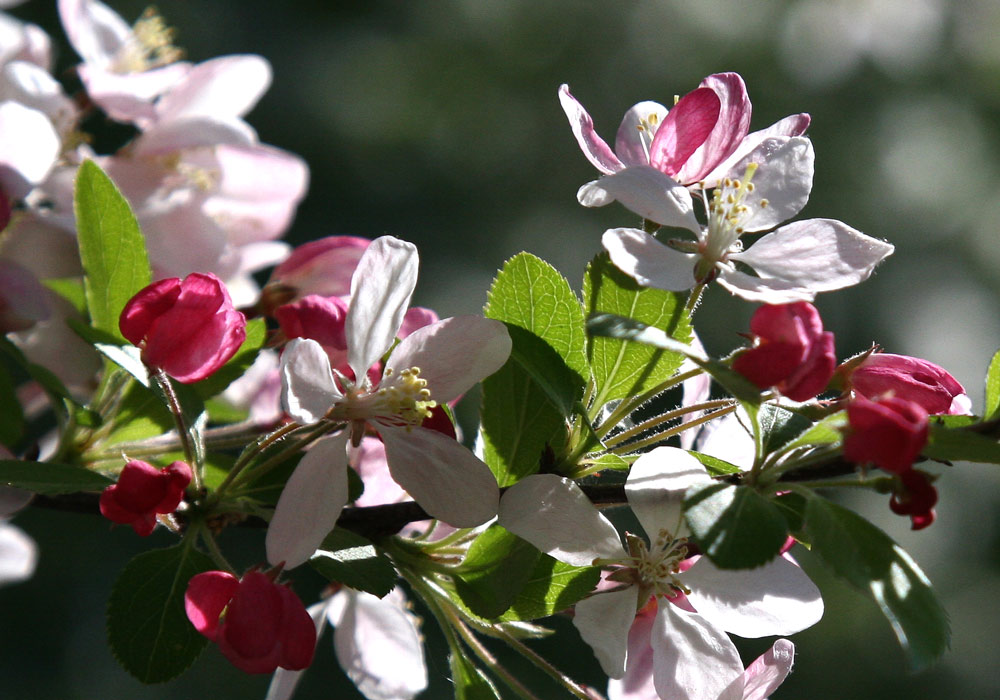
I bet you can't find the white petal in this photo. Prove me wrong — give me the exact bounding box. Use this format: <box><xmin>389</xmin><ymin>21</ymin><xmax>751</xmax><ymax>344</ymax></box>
<box><xmin>0</xmin><ymin>522</ymin><xmax>36</xmax><ymax>584</ymax></box>
<box><xmin>331</xmin><ymin>588</ymin><xmax>428</xmax><ymax>700</ymax></box>
<box><xmin>682</xmin><ymin>555</ymin><xmax>824</xmax><ymax>638</ymax></box>
<box><xmin>578</xmin><ymin>166</ymin><xmax>701</xmax><ymax>232</ymax></box>
<box><xmin>346</xmin><ymin>236</ymin><xmax>418</xmax><ymax>382</ymax></box>
<box><xmin>626</xmin><ymin>447</ymin><xmax>712</xmax><ymax>540</ymax></box>
<box><xmin>607</xmin><ymin>606</ymin><xmax>658</xmax><ymax>700</ymax></box>
<box><xmin>695</xmin><ymin>409</ymin><xmax>756</xmax><ymax>468</ymax></box>
<box><xmin>573</xmin><ymin>587</ymin><xmax>639</xmax><ymax>678</ymax></box>
<box><xmin>266</xmin><ymin>432</ymin><xmax>350</xmax><ymax>569</ymax></box>
<box><xmin>602</xmin><ymin>228</ymin><xmax>698</xmax><ymax>292</ymax></box>
<box><xmin>0</xmin><ymin>101</ymin><xmax>58</xmax><ymax>197</ymax></box>
<box><xmin>701</xmin><ymin>114</ymin><xmax>811</xmax><ymax>189</ymax></box>
<box><xmin>265</xmin><ymin>600</ymin><xmax>332</xmax><ymax>700</ymax></box>
<box><xmin>155</xmin><ymin>54</ymin><xmax>272</xmax><ymax>123</ymax></box>
<box><xmin>615</xmin><ymin>100</ymin><xmax>669</xmax><ymax>167</ymax></box>
<box><xmin>59</xmin><ymin>0</ymin><xmax>130</xmax><ymax>67</ymax></box>
<box><xmin>498</xmin><ymin>474</ymin><xmax>625</xmax><ymax>567</ymax></box>
<box><xmin>734</xmin><ymin>137</ymin><xmax>814</xmax><ymax>232</ymax></box>
<box><xmin>715</xmin><ymin>269</ymin><xmax>816</xmax><ymax>304</ymax></box>
<box><xmin>651</xmin><ymin>603</ymin><xmax>745</xmax><ymax>700</ymax></box>
<box><xmin>386</xmin><ymin>316</ymin><xmax>510</xmax><ymax>403</ymax></box>
<box><xmin>679</xmin><ymin>332</ymin><xmax>711</xmax><ymax>451</ymax></box>
<box><xmin>742</xmin><ymin>639</ymin><xmax>795</xmax><ymax>700</ymax></box>
<box><xmin>280</xmin><ymin>338</ymin><xmax>342</xmax><ymax>424</ymax></box>
<box><xmin>380</xmin><ymin>425</ymin><xmax>498</xmax><ymax>527</ymax></box>
<box><xmin>731</xmin><ymin>218</ymin><xmax>895</xmax><ymax>293</ymax></box>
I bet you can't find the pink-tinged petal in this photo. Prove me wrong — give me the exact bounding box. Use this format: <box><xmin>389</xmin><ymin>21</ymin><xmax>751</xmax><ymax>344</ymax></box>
<box><xmin>558</xmin><ymin>84</ymin><xmax>623</xmax><ymax>175</ymax></box>
<box><xmin>0</xmin><ymin>522</ymin><xmax>36</xmax><ymax>584</ymax></box>
<box><xmin>573</xmin><ymin>587</ymin><xmax>639</xmax><ymax>678</ymax></box>
<box><xmin>271</xmin><ymin>236</ymin><xmax>370</xmax><ymax>299</ymax></box>
<box><xmin>499</xmin><ymin>474</ymin><xmax>625</xmax><ymax>567</ymax></box>
<box><xmin>280</xmin><ymin>338</ymin><xmax>342</xmax><ymax>423</ymax></box>
<box><xmin>386</xmin><ymin>316</ymin><xmax>511</xmax><ymax>404</ymax></box>
<box><xmin>602</xmin><ymin>228</ymin><xmax>698</xmax><ymax>292</ymax></box>
<box><xmin>607</xmin><ymin>604</ymin><xmax>658</xmax><ymax>700</ymax></box>
<box><xmin>79</xmin><ymin>62</ymin><xmax>192</xmax><ymax>124</ymax></box>
<box><xmin>132</xmin><ymin>116</ymin><xmax>256</xmax><ymax>155</ymax></box>
<box><xmin>682</xmin><ymin>555</ymin><xmax>823</xmax><ymax>638</ymax></box>
<box><xmin>185</xmin><ymin>570</ymin><xmax>240</xmax><ymax>637</ymax></box>
<box><xmin>730</xmin><ymin>219</ymin><xmax>895</xmax><ymax>295</ymax></box>
<box><xmin>615</xmin><ymin>100</ymin><xmax>669</xmax><ymax>167</ymax></box>
<box><xmin>674</xmin><ymin>73</ymin><xmax>752</xmax><ymax>185</ymax></box>
<box><xmin>700</xmin><ymin>113</ymin><xmax>811</xmax><ymax>189</ymax></box>
<box><xmin>649</xmin><ymin>87</ymin><xmax>721</xmax><ymax>179</ymax></box>
<box><xmin>265</xmin><ymin>431</ymin><xmax>350</xmax><ymax>569</ymax></box>
<box><xmin>379</xmin><ymin>425</ymin><xmax>498</xmax><ymax>527</ymax></box>
<box><xmin>155</xmin><ymin>54</ymin><xmax>272</xmax><ymax>124</ymax></box>
<box><xmin>734</xmin><ymin>137</ymin><xmax>814</xmax><ymax>232</ymax></box>
<box><xmin>346</xmin><ymin>236</ymin><xmax>418</xmax><ymax>382</ymax></box>
<box><xmin>3</xmin><ymin>61</ymin><xmax>77</xmax><ymax>134</ymax></box>
<box><xmin>742</xmin><ymin>639</ymin><xmax>795</xmax><ymax>700</ymax></box>
<box><xmin>352</xmin><ymin>437</ymin><xmax>408</xmax><ymax>507</ymax></box>
<box><xmin>58</xmin><ymin>0</ymin><xmax>130</xmax><ymax>66</ymax></box>
<box><xmin>651</xmin><ymin>603</ymin><xmax>745</xmax><ymax>700</ymax></box>
<box><xmin>626</xmin><ymin>447</ymin><xmax>711</xmax><ymax>540</ymax></box>
<box><xmin>265</xmin><ymin>601</ymin><xmax>332</xmax><ymax>700</ymax></box>
<box><xmin>332</xmin><ymin>588</ymin><xmax>428</xmax><ymax>700</ymax></box>
<box><xmin>398</xmin><ymin>306</ymin><xmax>439</xmax><ymax>339</ymax></box>
<box><xmin>0</xmin><ymin>101</ymin><xmax>59</xmax><ymax>198</ymax></box>
<box><xmin>580</xmin><ymin>166</ymin><xmax>701</xmax><ymax>232</ymax></box>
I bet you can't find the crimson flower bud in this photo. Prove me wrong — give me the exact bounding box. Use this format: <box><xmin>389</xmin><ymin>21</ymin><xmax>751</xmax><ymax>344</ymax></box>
<box><xmin>269</xmin><ymin>235</ymin><xmax>370</xmax><ymax>299</ymax></box>
<box><xmin>847</xmin><ymin>353</ymin><xmax>969</xmax><ymax>415</ymax></box>
<box><xmin>99</xmin><ymin>459</ymin><xmax>192</xmax><ymax>536</ymax></box>
<box><xmin>732</xmin><ymin>302</ymin><xmax>836</xmax><ymax>401</ymax></box>
<box><xmin>889</xmin><ymin>469</ymin><xmax>938</xmax><ymax>530</ymax></box>
<box><xmin>119</xmin><ymin>273</ymin><xmax>246</xmax><ymax>383</ymax></box>
<box><xmin>275</xmin><ymin>294</ymin><xmax>349</xmax><ymax>359</ymax></box>
<box><xmin>843</xmin><ymin>396</ymin><xmax>928</xmax><ymax>474</ymax></box>
<box><xmin>185</xmin><ymin>570</ymin><xmax>316</xmax><ymax>674</ymax></box>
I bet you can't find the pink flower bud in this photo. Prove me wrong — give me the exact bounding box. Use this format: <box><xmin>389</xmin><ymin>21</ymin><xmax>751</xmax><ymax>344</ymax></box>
<box><xmin>119</xmin><ymin>273</ymin><xmax>246</xmax><ymax>383</ymax></box>
<box><xmin>184</xmin><ymin>570</ymin><xmax>316</xmax><ymax>674</ymax></box>
<box><xmin>269</xmin><ymin>235</ymin><xmax>370</xmax><ymax>299</ymax></box>
<box><xmin>99</xmin><ymin>459</ymin><xmax>192</xmax><ymax>536</ymax></box>
<box><xmin>847</xmin><ymin>353</ymin><xmax>969</xmax><ymax>415</ymax></box>
<box><xmin>732</xmin><ymin>302</ymin><xmax>836</xmax><ymax>401</ymax></box>
<box><xmin>275</xmin><ymin>294</ymin><xmax>349</xmax><ymax>361</ymax></box>
<box><xmin>843</xmin><ymin>396</ymin><xmax>928</xmax><ymax>474</ymax></box>
<box><xmin>889</xmin><ymin>469</ymin><xmax>937</xmax><ymax>530</ymax></box>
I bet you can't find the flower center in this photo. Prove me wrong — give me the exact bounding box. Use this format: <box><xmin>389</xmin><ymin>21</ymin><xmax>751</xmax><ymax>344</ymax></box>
<box><xmin>701</xmin><ymin>162</ymin><xmax>766</xmax><ymax>266</ymax></box>
<box><xmin>114</xmin><ymin>8</ymin><xmax>183</xmax><ymax>74</ymax></box>
<box><xmin>330</xmin><ymin>366</ymin><xmax>437</xmax><ymax>429</ymax></box>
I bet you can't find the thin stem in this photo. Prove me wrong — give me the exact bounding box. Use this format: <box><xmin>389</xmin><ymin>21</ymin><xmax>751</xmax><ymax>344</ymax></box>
<box><xmin>609</xmin><ymin>404</ymin><xmax>737</xmax><ymax>454</ymax></box>
<box><xmin>594</xmin><ymin>367</ymin><xmax>702</xmax><ymax>438</ymax></box>
<box><xmin>152</xmin><ymin>368</ymin><xmax>200</xmax><ymax>491</ymax></box>
<box><xmin>496</xmin><ymin>627</ymin><xmax>605</xmax><ymax>700</ymax></box>
<box><xmin>684</xmin><ymin>282</ymin><xmax>706</xmax><ymax>318</ymax></box>
<box><xmin>199</xmin><ymin>525</ymin><xmax>238</xmax><ymax>573</ymax></box>
<box><xmin>210</xmin><ymin>420</ymin><xmax>306</xmax><ymax>501</ymax></box>
<box><xmin>603</xmin><ymin>398</ymin><xmax>735</xmax><ymax>448</ymax></box>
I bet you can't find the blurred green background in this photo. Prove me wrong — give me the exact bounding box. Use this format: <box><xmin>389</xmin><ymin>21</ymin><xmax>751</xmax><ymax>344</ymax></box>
<box><xmin>4</xmin><ymin>0</ymin><xmax>1000</xmax><ymax>698</ymax></box>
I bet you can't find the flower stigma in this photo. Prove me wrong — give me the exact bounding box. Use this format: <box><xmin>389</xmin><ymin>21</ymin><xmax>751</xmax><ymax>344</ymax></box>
<box><xmin>327</xmin><ymin>366</ymin><xmax>437</xmax><ymax>432</ymax></box>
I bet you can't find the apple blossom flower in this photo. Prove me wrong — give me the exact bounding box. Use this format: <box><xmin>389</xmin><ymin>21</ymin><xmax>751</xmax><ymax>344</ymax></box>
<box><xmin>498</xmin><ymin>447</ymin><xmax>822</xmax><ymax>700</ymax></box>
<box><xmin>561</xmin><ymin>73</ymin><xmax>810</xmax><ymax>188</ymax></box>
<box><xmin>889</xmin><ymin>469</ymin><xmax>937</xmax><ymax>531</ymax></box>
<box><xmin>265</xmin><ymin>586</ymin><xmax>427</xmax><ymax>700</ymax></box>
<box><xmin>596</xmin><ymin>136</ymin><xmax>894</xmax><ymax>303</ymax></box>
<box><xmin>843</xmin><ymin>396</ymin><xmax>928</xmax><ymax>474</ymax></box>
<box><xmin>0</xmin><ymin>9</ymin><xmax>52</xmax><ymax>71</ymax></box>
<box><xmin>266</xmin><ymin>236</ymin><xmax>509</xmax><ymax>569</ymax></box>
<box><xmin>732</xmin><ymin>302</ymin><xmax>836</xmax><ymax>401</ymax></box>
<box><xmin>119</xmin><ymin>272</ymin><xmax>246</xmax><ymax>383</ymax></box>
<box><xmin>843</xmin><ymin>352</ymin><xmax>970</xmax><ymax>415</ymax></box>
<box><xmin>185</xmin><ymin>569</ymin><xmax>316</xmax><ymax>675</ymax></box>
<box><xmin>99</xmin><ymin>459</ymin><xmax>191</xmax><ymax>536</ymax></box>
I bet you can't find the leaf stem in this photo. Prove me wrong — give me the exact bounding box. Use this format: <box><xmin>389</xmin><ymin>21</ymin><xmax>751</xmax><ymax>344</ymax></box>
<box><xmin>603</xmin><ymin>398</ymin><xmax>735</xmax><ymax>447</ymax></box>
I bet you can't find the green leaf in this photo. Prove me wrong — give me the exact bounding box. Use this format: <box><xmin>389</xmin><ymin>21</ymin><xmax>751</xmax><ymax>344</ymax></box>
<box><xmin>500</xmin><ymin>555</ymin><xmax>600</xmax><ymax>621</ymax></box>
<box><xmin>759</xmin><ymin>404</ymin><xmax>814</xmax><ymax>454</ymax></box>
<box><xmin>583</xmin><ymin>254</ymin><xmax>691</xmax><ymax>407</ymax></box>
<box><xmin>450</xmin><ymin>651</ymin><xmax>502</xmax><ymax>700</ymax></box>
<box><xmin>804</xmin><ymin>496</ymin><xmax>950</xmax><ymax>669</ymax></box>
<box><xmin>0</xmin><ymin>337</ymin><xmax>76</xmax><ymax>417</ymax></box>
<box><xmin>453</xmin><ymin>524</ymin><xmax>541</xmax><ymax>619</ymax></box>
<box><xmin>586</xmin><ymin>452</ymin><xmax>630</xmax><ymax>472</ymax></box>
<box><xmin>781</xmin><ymin>411</ymin><xmax>847</xmax><ymax>451</ymax></box>
<box><xmin>773</xmin><ymin>491</ymin><xmax>810</xmax><ymax>540</ymax></box>
<box><xmin>74</xmin><ymin>159</ymin><xmax>151</xmax><ymax>341</ymax></box>
<box><xmin>107</xmin><ymin>541</ymin><xmax>215</xmax><ymax>683</ymax></box>
<box><xmin>986</xmin><ymin>349</ymin><xmax>1000</xmax><ymax>420</ymax></box>
<box><xmin>0</xmin><ymin>363</ymin><xmax>25</xmax><ymax>448</ymax></box>
<box><xmin>484</xmin><ymin>253</ymin><xmax>588</xmax><ymax>415</ymax></box>
<box><xmin>687</xmin><ymin>450</ymin><xmax>742</xmax><ymax>477</ymax></box>
<box><xmin>0</xmin><ymin>459</ymin><xmax>113</xmax><ymax>493</ymax></box>
<box><xmin>683</xmin><ymin>482</ymin><xmax>789</xmax><ymax>569</ymax></box>
<box><xmin>309</xmin><ymin>528</ymin><xmax>397</xmax><ymax>598</ymax></box>
<box><xmin>586</xmin><ymin>312</ymin><xmax>760</xmax><ymax>404</ymax></box>
<box><xmin>923</xmin><ymin>423</ymin><xmax>1000</xmax><ymax>464</ymax></box>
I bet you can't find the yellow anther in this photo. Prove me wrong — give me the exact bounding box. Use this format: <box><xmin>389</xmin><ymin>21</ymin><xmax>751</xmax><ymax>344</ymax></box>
<box><xmin>759</xmin><ymin>199</ymin><xmax>769</xmax><ymax>208</ymax></box>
